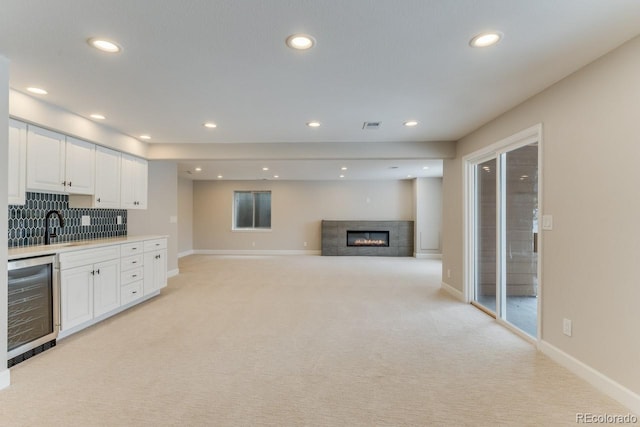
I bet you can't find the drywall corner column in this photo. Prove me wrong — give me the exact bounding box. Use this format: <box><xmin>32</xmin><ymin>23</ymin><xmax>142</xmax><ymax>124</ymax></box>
<box><xmin>177</xmin><ymin>177</ymin><xmax>194</xmax><ymax>256</ymax></box>
<box><xmin>413</xmin><ymin>177</ymin><xmax>443</xmax><ymax>258</ymax></box>
<box><xmin>0</xmin><ymin>55</ymin><xmax>11</xmax><ymax>389</ymax></box>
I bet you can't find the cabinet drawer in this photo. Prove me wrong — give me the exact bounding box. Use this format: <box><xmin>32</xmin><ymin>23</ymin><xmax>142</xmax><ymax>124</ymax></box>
<box><xmin>121</xmin><ymin>281</ymin><xmax>143</xmax><ymax>305</ymax></box>
<box><xmin>144</xmin><ymin>238</ymin><xmax>167</xmax><ymax>252</ymax></box>
<box><xmin>121</xmin><ymin>267</ymin><xmax>143</xmax><ymax>285</ymax></box>
<box><xmin>121</xmin><ymin>254</ymin><xmax>143</xmax><ymax>271</ymax></box>
<box><xmin>121</xmin><ymin>242</ymin><xmax>144</xmax><ymax>256</ymax></box>
<box><xmin>59</xmin><ymin>245</ymin><xmax>120</xmax><ymax>270</ymax></box>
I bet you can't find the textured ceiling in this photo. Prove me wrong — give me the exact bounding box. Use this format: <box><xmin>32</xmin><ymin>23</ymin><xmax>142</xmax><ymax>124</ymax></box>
<box><xmin>1</xmin><ymin>1</ymin><xmax>640</xmax><ymax>179</ymax></box>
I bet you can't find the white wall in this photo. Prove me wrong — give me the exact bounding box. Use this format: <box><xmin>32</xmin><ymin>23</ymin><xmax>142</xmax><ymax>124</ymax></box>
<box><xmin>413</xmin><ymin>178</ymin><xmax>442</xmax><ymax>256</ymax></box>
<box><xmin>0</xmin><ymin>55</ymin><xmax>10</xmax><ymax>389</ymax></box>
<box><xmin>128</xmin><ymin>161</ymin><xmax>179</xmax><ymax>273</ymax></box>
<box><xmin>178</xmin><ymin>177</ymin><xmax>193</xmax><ymax>256</ymax></box>
<box><xmin>193</xmin><ymin>180</ymin><xmax>415</xmax><ymax>252</ymax></box>
<box><xmin>442</xmin><ymin>35</ymin><xmax>640</xmax><ymax>401</ymax></box>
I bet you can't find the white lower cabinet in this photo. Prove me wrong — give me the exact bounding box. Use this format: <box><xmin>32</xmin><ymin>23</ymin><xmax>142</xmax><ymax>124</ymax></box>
<box><xmin>93</xmin><ymin>258</ymin><xmax>121</xmax><ymax>317</ymax></box>
<box><xmin>60</xmin><ymin>264</ymin><xmax>94</xmax><ymax>331</ymax></box>
<box><xmin>143</xmin><ymin>239</ymin><xmax>168</xmax><ymax>295</ymax></box>
<box><xmin>59</xmin><ymin>246</ymin><xmax>120</xmax><ymax>331</ymax></box>
<box><xmin>59</xmin><ymin>237</ymin><xmax>168</xmax><ymax>336</ymax></box>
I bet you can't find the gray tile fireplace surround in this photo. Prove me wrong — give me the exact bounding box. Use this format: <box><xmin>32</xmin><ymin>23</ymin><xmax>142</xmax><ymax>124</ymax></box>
<box><xmin>321</xmin><ymin>220</ymin><xmax>414</xmax><ymax>256</ymax></box>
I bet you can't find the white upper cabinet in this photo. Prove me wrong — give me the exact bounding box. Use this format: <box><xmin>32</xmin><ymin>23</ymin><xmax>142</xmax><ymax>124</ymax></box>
<box><xmin>8</xmin><ymin>119</ymin><xmax>27</xmax><ymax>205</ymax></box>
<box><xmin>120</xmin><ymin>154</ymin><xmax>148</xmax><ymax>209</ymax></box>
<box><xmin>26</xmin><ymin>125</ymin><xmax>66</xmax><ymax>193</ymax></box>
<box><xmin>26</xmin><ymin>125</ymin><xmax>96</xmax><ymax>195</ymax></box>
<box><xmin>94</xmin><ymin>146</ymin><xmax>121</xmax><ymax>208</ymax></box>
<box><xmin>65</xmin><ymin>137</ymin><xmax>95</xmax><ymax>195</ymax></box>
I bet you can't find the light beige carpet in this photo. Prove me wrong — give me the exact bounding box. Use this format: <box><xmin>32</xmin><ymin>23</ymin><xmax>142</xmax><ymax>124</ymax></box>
<box><xmin>0</xmin><ymin>255</ymin><xmax>633</xmax><ymax>426</ymax></box>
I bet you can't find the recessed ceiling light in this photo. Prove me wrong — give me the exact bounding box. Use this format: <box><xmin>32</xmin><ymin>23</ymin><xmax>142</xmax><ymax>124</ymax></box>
<box><xmin>139</xmin><ymin>135</ymin><xmax>151</xmax><ymax>140</ymax></box>
<box><xmin>286</xmin><ymin>34</ymin><xmax>315</xmax><ymax>50</ymax></box>
<box><xmin>273</xmin><ymin>175</ymin><xmax>279</xmax><ymax>179</ymax></box>
<box><xmin>203</xmin><ymin>122</ymin><xmax>217</xmax><ymax>128</ymax></box>
<box><xmin>27</xmin><ymin>87</ymin><xmax>47</xmax><ymax>95</ymax></box>
<box><xmin>262</xmin><ymin>167</ymin><xmax>269</xmax><ymax>171</ymax></box>
<box><xmin>195</xmin><ymin>167</ymin><xmax>202</xmax><ymax>172</ymax></box>
<box><xmin>404</xmin><ymin>120</ymin><xmax>418</xmax><ymax>127</ymax></box>
<box><xmin>90</xmin><ymin>114</ymin><xmax>106</xmax><ymax>120</ymax></box>
<box><xmin>217</xmin><ymin>175</ymin><xmax>223</xmax><ymax>179</ymax></box>
<box><xmin>423</xmin><ymin>166</ymin><xmax>429</xmax><ymax>170</ymax></box>
<box><xmin>407</xmin><ymin>175</ymin><xmax>413</xmax><ymax>178</ymax></box>
<box><xmin>88</xmin><ymin>38</ymin><xmax>122</xmax><ymax>53</ymax></box>
<box><xmin>307</xmin><ymin>121</ymin><xmax>321</xmax><ymax>128</ymax></box>
<box><xmin>469</xmin><ymin>32</ymin><xmax>503</xmax><ymax>48</ymax></box>
<box><xmin>341</xmin><ymin>166</ymin><xmax>348</xmax><ymax>171</ymax></box>
<box><xmin>339</xmin><ymin>175</ymin><xmax>345</xmax><ymax>178</ymax></box>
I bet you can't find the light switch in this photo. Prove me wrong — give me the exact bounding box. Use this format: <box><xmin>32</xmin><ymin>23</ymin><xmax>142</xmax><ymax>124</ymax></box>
<box><xmin>81</xmin><ymin>215</ymin><xmax>91</xmax><ymax>226</ymax></box>
<box><xmin>169</xmin><ymin>216</ymin><xmax>178</xmax><ymax>224</ymax></box>
<box><xmin>116</xmin><ymin>215</ymin><xmax>122</xmax><ymax>225</ymax></box>
<box><xmin>542</xmin><ymin>214</ymin><xmax>553</xmax><ymax>230</ymax></box>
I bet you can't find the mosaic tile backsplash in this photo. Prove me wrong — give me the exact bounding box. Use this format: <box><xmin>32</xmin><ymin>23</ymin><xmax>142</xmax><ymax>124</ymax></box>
<box><xmin>8</xmin><ymin>192</ymin><xmax>127</xmax><ymax>248</ymax></box>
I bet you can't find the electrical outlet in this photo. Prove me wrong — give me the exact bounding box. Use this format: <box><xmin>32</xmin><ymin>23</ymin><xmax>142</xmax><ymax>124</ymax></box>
<box><xmin>116</xmin><ymin>215</ymin><xmax>122</xmax><ymax>225</ymax></box>
<box><xmin>304</xmin><ymin>242</ymin><xmax>308</xmax><ymax>247</ymax></box>
<box><xmin>81</xmin><ymin>215</ymin><xmax>91</xmax><ymax>226</ymax></box>
<box><xmin>563</xmin><ymin>318</ymin><xmax>572</xmax><ymax>337</ymax></box>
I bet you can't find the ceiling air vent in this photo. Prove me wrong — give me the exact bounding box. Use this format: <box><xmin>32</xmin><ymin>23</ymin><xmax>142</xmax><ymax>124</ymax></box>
<box><xmin>362</xmin><ymin>121</ymin><xmax>381</xmax><ymax>130</ymax></box>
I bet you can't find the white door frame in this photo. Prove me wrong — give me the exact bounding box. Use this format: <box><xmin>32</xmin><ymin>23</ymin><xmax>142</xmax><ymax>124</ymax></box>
<box><xmin>463</xmin><ymin>124</ymin><xmax>543</xmax><ymax>342</ymax></box>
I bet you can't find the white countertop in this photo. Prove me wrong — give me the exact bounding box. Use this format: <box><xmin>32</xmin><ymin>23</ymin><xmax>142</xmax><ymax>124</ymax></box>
<box><xmin>8</xmin><ymin>235</ymin><xmax>168</xmax><ymax>260</ymax></box>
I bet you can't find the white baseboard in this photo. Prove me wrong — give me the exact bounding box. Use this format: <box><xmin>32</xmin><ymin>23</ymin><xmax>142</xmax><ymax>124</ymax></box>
<box><xmin>178</xmin><ymin>250</ymin><xmax>195</xmax><ymax>258</ymax></box>
<box><xmin>538</xmin><ymin>340</ymin><xmax>640</xmax><ymax>414</ymax></box>
<box><xmin>441</xmin><ymin>281</ymin><xmax>465</xmax><ymax>301</ymax></box>
<box><xmin>0</xmin><ymin>369</ymin><xmax>10</xmax><ymax>390</ymax></box>
<box><xmin>168</xmin><ymin>268</ymin><xmax>179</xmax><ymax>278</ymax></box>
<box><xmin>193</xmin><ymin>249</ymin><xmax>321</xmax><ymax>256</ymax></box>
<box><xmin>414</xmin><ymin>252</ymin><xmax>442</xmax><ymax>259</ymax></box>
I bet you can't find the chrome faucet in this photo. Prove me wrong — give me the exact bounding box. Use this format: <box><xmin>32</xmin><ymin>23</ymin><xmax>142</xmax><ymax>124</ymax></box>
<box><xmin>44</xmin><ymin>210</ymin><xmax>65</xmax><ymax>245</ymax></box>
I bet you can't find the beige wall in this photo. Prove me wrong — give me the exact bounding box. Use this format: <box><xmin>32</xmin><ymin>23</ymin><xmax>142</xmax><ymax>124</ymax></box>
<box><xmin>178</xmin><ymin>177</ymin><xmax>193</xmax><ymax>255</ymax></box>
<box><xmin>128</xmin><ymin>161</ymin><xmax>179</xmax><ymax>273</ymax></box>
<box><xmin>442</xmin><ymin>35</ymin><xmax>640</xmax><ymax>394</ymax></box>
<box><xmin>193</xmin><ymin>180</ymin><xmax>414</xmax><ymax>251</ymax></box>
<box><xmin>1</xmin><ymin>56</ymin><xmax>10</xmax><ymax>388</ymax></box>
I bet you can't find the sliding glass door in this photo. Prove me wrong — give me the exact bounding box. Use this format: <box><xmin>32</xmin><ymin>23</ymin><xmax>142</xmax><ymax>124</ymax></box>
<box><xmin>468</xmin><ymin>128</ymin><xmax>540</xmax><ymax>338</ymax></box>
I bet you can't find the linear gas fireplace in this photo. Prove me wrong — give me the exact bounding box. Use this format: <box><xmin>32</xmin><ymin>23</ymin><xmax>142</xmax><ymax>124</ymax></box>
<box><xmin>347</xmin><ymin>230</ymin><xmax>390</xmax><ymax>247</ymax></box>
<box><xmin>322</xmin><ymin>220</ymin><xmax>414</xmax><ymax>256</ymax></box>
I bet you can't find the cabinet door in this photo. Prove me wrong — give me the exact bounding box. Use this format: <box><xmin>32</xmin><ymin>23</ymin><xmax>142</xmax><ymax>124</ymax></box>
<box><xmin>135</xmin><ymin>157</ymin><xmax>148</xmax><ymax>209</ymax></box>
<box><xmin>121</xmin><ymin>154</ymin><xmax>148</xmax><ymax>209</ymax></box>
<box><xmin>93</xmin><ymin>258</ymin><xmax>121</xmax><ymax>317</ymax></box>
<box><xmin>120</xmin><ymin>154</ymin><xmax>137</xmax><ymax>209</ymax></box>
<box><xmin>8</xmin><ymin>119</ymin><xmax>27</xmax><ymax>205</ymax></box>
<box><xmin>26</xmin><ymin>125</ymin><xmax>66</xmax><ymax>193</ymax></box>
<box><xmin>61</xmin><ymin>265</ymin><xmax>94</xmax><ymax>331</ymax></box>
<box><xmin>143</xmin><ymin>249</ymin><xmax>167</xmax><ymax>295</ymax></box>
<box><xmin>94</xmin><ymin>146</ymin><xmax>121</xmax><ymax>208</ymax></box>
<box><xmin>65</xmin><ymin>137</ymin><xmax>95</xmax><ymax>195</ymax></box>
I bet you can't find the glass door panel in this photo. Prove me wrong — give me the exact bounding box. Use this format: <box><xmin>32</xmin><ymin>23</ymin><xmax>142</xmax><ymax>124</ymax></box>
<box><xmin>474</xmin><ymin>158</ymin><xmax>497</xmax><ymax>313</ymax></box>
<box><xmin>503</xmin><ymin>142</ymin><xmax>538</xmax><ymax>336</ymax></box>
